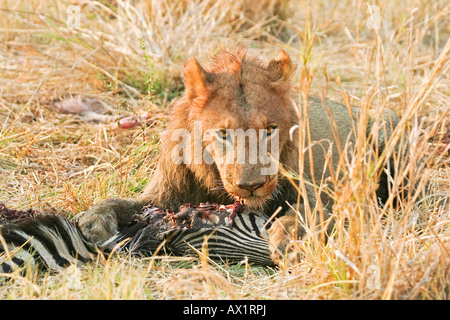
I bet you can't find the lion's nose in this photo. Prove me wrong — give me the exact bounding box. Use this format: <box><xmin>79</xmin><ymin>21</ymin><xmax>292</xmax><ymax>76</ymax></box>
<box><xmin>236</xmin><ymin>181</ymin><xmax>265</xmax><ymax>192</ymax></box>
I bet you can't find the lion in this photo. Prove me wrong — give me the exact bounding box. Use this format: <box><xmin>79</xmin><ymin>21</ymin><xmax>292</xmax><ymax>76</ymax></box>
<box><xmin>78</xmin><ymin>48</ymin><xmax>399</xmax><ymax>265</ymax></box>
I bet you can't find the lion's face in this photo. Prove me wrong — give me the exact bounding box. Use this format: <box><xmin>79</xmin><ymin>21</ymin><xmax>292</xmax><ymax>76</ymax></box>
<box><xmin>179</xmin><ymin>49</ymin><xmax>295</xmax><ymax>209</ymax></box>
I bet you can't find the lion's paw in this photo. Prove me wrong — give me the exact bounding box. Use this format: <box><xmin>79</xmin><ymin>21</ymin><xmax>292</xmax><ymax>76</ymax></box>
<box><xmin>77</xmin><ymin>204</ymin><xmax>119</xmax><ymax>246</ymax></box>
<box><xmin>267</xmin><ymin>215</ymin><xmax>303</xmax><ymax>267</ymax></box>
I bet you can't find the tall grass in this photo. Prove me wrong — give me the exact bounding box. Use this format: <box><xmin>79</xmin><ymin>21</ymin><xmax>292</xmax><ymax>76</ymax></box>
<box><xmin>0</xmin><ymin>0</ymin><xmax>449</xmax><ymax>299</ymax></box>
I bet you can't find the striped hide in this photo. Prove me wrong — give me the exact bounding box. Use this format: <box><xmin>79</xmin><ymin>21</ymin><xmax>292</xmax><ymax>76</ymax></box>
<box><xmin>1</xmin><ymin>211</ymin><xmax>273</xmax><ymax>273</ymax></box>
<box><xmin>108</xmin><ymin>211</ymin><xmax>273</xmax><ymax>266</ymax></box>
<box><xmin>0</xmin><ymin>215</ymin><xmax>96</xmax><ymax>273</ymax></box>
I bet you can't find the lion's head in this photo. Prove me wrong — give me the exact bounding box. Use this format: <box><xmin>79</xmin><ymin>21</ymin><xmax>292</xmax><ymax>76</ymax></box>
<box><xmin>160</xmin><ymin>48</ymin><xmax>298</xmax><ymax>210</ymax></box>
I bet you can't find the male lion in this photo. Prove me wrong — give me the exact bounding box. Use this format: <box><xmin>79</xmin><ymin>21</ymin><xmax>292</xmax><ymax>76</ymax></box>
<box><xmin>78</xmin><ymin>48</ymin><xmax>399</xmax><ymax>264</ymax></box>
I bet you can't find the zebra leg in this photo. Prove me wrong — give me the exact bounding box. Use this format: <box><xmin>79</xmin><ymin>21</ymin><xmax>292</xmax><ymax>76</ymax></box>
<box><xmin>77</xmin><ymin>198</ymin><xmax>145</xmax><ymax>245</ymax></box>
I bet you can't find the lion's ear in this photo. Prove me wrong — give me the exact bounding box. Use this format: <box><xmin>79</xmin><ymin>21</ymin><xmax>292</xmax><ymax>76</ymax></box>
<box><xmin>183</xmin><ymin>57</ymin><xmax>214</xmax><ymax>104</ymax></box>
<box><xmin>267</xmin><ymin>50</ymin><xmax>295</xmax><ymax>82</ymax></box>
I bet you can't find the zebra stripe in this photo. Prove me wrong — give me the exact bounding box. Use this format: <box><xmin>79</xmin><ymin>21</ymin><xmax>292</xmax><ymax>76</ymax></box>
<box><xmin>168</xmin><ymin>230</ymin><xmax>271</xmax><ymax>265</ymax></box>
<box><xmin>0</xmin><ymin>215</ymin><xmax>96</xmax><ymax>273</ymax></box>
<box><xmin>1</xmin><ymin>211</ymin><xmax>274</xmax><ymax>273</ymax></box>
<box><xmin>119</xmin><ymin>211</ymin><xmax>274</xmax><ymax>266</ymax></box>
<box><xmin>0</xmin><ymin>244</ymin><xmax>36</xmax><ymax>273</ymax></box>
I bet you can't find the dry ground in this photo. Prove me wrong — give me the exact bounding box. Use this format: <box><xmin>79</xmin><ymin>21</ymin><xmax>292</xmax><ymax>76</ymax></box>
<box><xmin>0</xmin><ymin>0</ymin><xmax>449</xmax><ymax>299</ymax></box>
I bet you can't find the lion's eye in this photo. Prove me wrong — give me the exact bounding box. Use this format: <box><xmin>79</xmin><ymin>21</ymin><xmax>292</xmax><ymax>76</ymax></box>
<box><xmin>217</xmin><ymin>129</ymin><xmax>228</xmax><ymax>140</ymax></box>
<box><xmin>266</xmin><ymin>124</ymin><xmax>278</xmax><ymax>136</ymax></box>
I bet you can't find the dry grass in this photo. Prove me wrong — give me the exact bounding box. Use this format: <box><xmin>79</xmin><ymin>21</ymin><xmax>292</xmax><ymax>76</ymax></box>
<box><xmin>0</xmin><ymin>0</ymin><xmax>449</xmax><ymax>299</ymax></box>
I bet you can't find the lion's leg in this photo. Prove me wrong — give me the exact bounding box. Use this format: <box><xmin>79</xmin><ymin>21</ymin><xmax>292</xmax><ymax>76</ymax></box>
<box><xmin>77</xmin><ymin>198</ymin><xmax>146</xmax><ymax>245</ymax></box>
<box><xmin>267</xmin><ymin>207</ymin><xmax>304</xmax><ymax>267</ymax></box>
<box><xmin>267</xmin><ymin>204</ymin><xmax>332</xmax><ymax>267</ymax></box>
